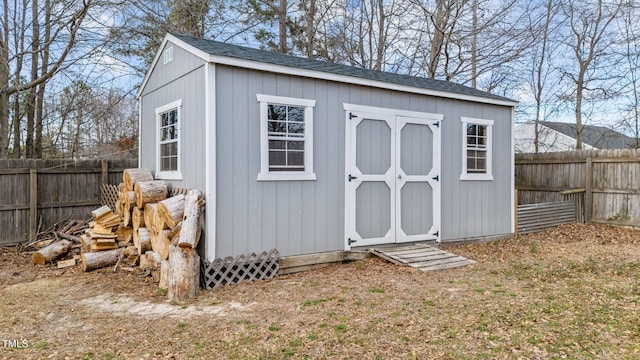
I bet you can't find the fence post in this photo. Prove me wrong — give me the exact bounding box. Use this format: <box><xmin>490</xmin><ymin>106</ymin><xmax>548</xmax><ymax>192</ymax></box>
<box><xmin>585</xmin><ymin>156</ymin><xmax>593</xmax><ymax>223</ymax></box>
<box><xmin>29</xmin><ymin>168</ymin><xmax>38</xmax><ymax>240</ymax></box>
<box><xmin>101</xmin><ymin>160</ymin><xmax>109</xmax><ymax>186</ymax></box>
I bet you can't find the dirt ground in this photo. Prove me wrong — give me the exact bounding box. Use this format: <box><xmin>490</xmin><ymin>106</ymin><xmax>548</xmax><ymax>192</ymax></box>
<box><xmin>1</xmin><ymin>222</ymin><xmax>640</xmax><ymax>359</ymax></box>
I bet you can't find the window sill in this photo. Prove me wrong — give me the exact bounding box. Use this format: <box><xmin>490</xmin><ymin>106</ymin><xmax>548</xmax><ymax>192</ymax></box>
<box><xmin>257</xmin><ymin>172</ymin><xmax>317</xmax><ymax>181</ymax></box>
<box><xmin>155</xmin><ymin>171</ymin><xmax>183</xmax><ymax>181</ymax></box>
<box><xmin>460</xmin><ymin>173</ymin><xmax>493</xmax><ymax>181</ymax></box>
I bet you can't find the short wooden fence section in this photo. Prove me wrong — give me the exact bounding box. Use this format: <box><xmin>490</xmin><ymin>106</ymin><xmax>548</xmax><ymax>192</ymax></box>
<box><xmin>370</xmin><ymin>244</ymin><xmax>476</xmax><ymax>272</ymax></box>
<box><xmin>516</xmin><ymin>200</ymin><xmax>577</xmax><ymax>235</ymax></box>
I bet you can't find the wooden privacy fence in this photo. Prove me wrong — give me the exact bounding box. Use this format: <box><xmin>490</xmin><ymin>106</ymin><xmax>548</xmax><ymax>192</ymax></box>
<box><xmin>0</xmin><ymin>158</ymin><xmax>137</xmax><ymax>246</ymax></box>
<box><xmin>516</xmin><ymin>149</ymin><xmax>640</xmax><ymax>227</ymax></box>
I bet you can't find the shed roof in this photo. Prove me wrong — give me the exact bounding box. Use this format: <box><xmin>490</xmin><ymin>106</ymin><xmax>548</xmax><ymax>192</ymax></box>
<box><xmin>540</xmin><ymin>121</ymin><xmax>637</xmax><ymax>149</ymax></box>
<box><xmin>139</xmin><ymin>33</ymin><xmax>517</xmax><ymax>107</ymax></box>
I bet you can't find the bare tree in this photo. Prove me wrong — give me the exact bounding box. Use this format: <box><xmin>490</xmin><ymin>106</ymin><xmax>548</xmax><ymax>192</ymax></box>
<box><xmin>617</xmin><ymin>1</ymin><xmax>640</xmax><ymax>147</ymax></box>
<box><xmin>560</xmin><ymin>0</ymin><xmax>623</xmax><ymax>149</ymax></box>
<box><xmin>0</xmin><ymin>0</ymin><xmax>93</xmax><ymax>158</ymax></box>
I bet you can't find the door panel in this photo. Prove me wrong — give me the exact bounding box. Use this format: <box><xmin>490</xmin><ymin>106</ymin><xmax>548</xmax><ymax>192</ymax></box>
<box><xmin>345</xmin><ymin>106</ymin><xmax>441</xmax><ymax>248</ymax></box>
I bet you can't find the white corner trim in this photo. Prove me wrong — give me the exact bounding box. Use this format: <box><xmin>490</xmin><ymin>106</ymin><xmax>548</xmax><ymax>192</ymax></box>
<box><xmin>510</xmin><ymin>107</ymin><xmax>515</xmax><ymax>234</ymax></box>
<box><xmin>205</xmin><ymin>62</ymin><xmax>217</xmax><ymax>261</ymax></box>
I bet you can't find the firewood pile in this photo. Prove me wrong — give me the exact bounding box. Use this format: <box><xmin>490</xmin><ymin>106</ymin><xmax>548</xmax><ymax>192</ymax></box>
<box><xmin>30</xmin><ymin>168</ymin><xmax>205</xmax><ymax>301</ymax></box>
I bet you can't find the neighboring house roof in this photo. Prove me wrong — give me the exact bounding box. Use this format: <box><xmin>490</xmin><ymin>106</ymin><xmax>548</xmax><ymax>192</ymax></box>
<box><xmin>539</xmin><ymin>121</ymin><xmax>638</xmax><ymax>149</ymax></box>
<box><xmin>138</xmin><ymin>33</ymin><xmax>517</xmax><ymax>107</ymax></box>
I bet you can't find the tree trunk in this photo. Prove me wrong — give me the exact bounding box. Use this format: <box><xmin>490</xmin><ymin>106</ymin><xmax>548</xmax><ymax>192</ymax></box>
<box><xmin>123</xmin><ymin>168</ymin><xmax>153</xmax><ymax>191</ymax></box>
<box><xmin>133</xmin><ymin>227</ymin><xmax>152</xmax><ymax>255</ymax></box>
<box><xmin>277</xmin><ymin>0</ymin><xmax>288</xmax><ymax>53</ymax></box>
<box><xmin>31</xmin><ymin>240</ymin><xmax>72</xmax><ymax>265</ymax></box>
<box><xmin>157</xmin><ymin>194</ymin><xmax>185</xmax><ymax>229</ymax></box>
<box><xmin>0</xmin><ymin>0</ymin><xmax>9</xmax><ymax>158</ymax></box>
<box><xmin>81</xmin><ymin>248</ymin><xmax>125</xmax><ymax>272</ymax></box>
<box><xmin>168</xmin><ymin>245</ymin><xmax>200</xmax><ymax>301</ymax></box>
<box><xmin>135</xmin><ymin>180</ymin><xmax>167</xmax><ymax>208</ymax></box>
<box><xmin>177</xmin><ymin>190</ymin><xmax>204</xmax><ymax>249</ymax></box>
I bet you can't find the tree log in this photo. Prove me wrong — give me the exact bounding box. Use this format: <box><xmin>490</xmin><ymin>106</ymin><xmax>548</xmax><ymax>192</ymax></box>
<box><xmin>143</xmin><ymin>203</ymin><xmax>157</xmax><ymax>230</ymax></box>
<box><xmin>124</xmin><ymin>191</ymin><xmax>136</xmax><ymax>211</ymax></box>
<box><xmin>132</xmin><ymin>207</ymin><xmax>142</xmax><ymax>230</ymax></box>
<box><xmin>177</xmin><ymin>190</ymin><xmax>204</xmax><ymax>249</ymax></box>
<box><xmin>116</xmin><ymin>226</ymin><xmax>133</xmax><ymax>244</ymax></box>
<box><xmin>153</xmin><ymin>207</ymin><xmax>168</xmax><ymax>233</ymax></box>
<box><xmin>168</xmin><ymin>245</ymin><xmax>200</xmax><ymax>301</ymax></box>
<box><xmin>31</xmin><ymin>240</ymin><xmax>72</xmax><ymax>265</ymax></box>
<box><xmin>152</xmin><ymin>229</ymin><xmax>172</xmax><ymax>260</ymax></box>
<box><xmin>135</xmin><ymin>180</ymin><xmax>167</xmax><ymax>208</ymax></box>
<box><xmin>122</xmin><ymin>208</ymin><xmax>131</xmax><ymax>227</ymax></box>
<box><xmin>157</xmin><ymin>194</ymin><xmax>186</xmax><ymax>229</ymax></box>
<box><xmin>133</xmin><ymin>227</ymin><xmax>152</xmax><ymax>255</ymax></box>
<box><xmin>145</xmin><ymin>250</ymin><xmax>163</xmax><ymax>282</ymax></box>
<box><xmin>159</xmin><ymin>259</ymin><xmax>170</xmax><ymax>290</ymax></box>
<box><xmin>123</xmin><ymin>168</ymin><xmax>154</xmax><ymax>192</ymax></box>
<box><xmin>91</xmin><ymin>205</ymin><xmax>112</xmax><ymax>221</ymax></box>
<box><xmin>114</xmin><ymin>200</ymin><xmax>123</xmax><ymax>217</ymax></box>
<box><xmin>81</xmin><ymin>248</ymin><xmax>125</xmax><ymax>272</ymax></box>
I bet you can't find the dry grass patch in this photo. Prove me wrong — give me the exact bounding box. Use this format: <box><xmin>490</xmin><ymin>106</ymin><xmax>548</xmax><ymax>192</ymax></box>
<box><xmin>1</xmin><ymin>223</ymin><xmax>640</xmax><ymax>359</ymax></box>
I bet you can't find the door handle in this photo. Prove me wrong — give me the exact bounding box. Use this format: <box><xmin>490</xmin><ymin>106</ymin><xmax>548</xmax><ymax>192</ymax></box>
<box><xmin>397</xmin><ymin>174</ymin><xmax>402</xmax><ymax>179</ymax></box>
<box><xmin>348</xmin><ymin>174</ymin><xmax>358</xmax><ymax>182</ymax></box>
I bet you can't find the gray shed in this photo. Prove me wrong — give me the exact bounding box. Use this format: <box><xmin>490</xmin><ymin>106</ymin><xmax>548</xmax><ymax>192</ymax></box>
<box><xmin>137</xmin><ymin>33</ymin><xmax>517</xmax><ymax>263</ymax></box>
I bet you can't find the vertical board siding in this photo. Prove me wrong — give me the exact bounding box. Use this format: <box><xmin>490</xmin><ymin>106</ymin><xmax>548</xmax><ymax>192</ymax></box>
<box><xmin>214</xmin><ymin>65</ymin><xmax>513</xmax><ymax>257</ymax></box>
<box><xmin>0</xmin><ymin>159</ymin><xmax>137</xmax><ymax>245</ymax></box>
<box><xmin>515</xmin><ymin>149</ymin><xmax>640</xmax><ymax>226</ymax></box>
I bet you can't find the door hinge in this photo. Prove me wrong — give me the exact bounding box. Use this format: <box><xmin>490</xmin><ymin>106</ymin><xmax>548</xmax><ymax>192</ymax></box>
<box><xmin>432</xmin><ymin>121</ymin><xmax>440</xmax><ymax>128</ymax></box>
<box><xmin>349</xmin><ymin>112</ymin><xmax>358</xmax><ymax>120</ymax></box>
<box><xmin>348</xmin><ymin>174</ymin><xmax>358</xmax><ymax>182</ymax></box>
<box><xmin>433</xmin><ymin>231</ymin><xmax>439</xmax><ymax>238</ymax></box>
<box><xmin>348</xmin><ymin>238</ymin><xmax>357</xmax><ymax>245</ymax></box>
<box><xmin>432</xmin><ymin>175</ymin><xmax>439</xmax><ymax>181</ymax></box>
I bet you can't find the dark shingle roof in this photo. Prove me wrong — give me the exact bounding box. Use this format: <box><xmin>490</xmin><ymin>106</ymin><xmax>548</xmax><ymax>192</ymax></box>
<box><xmin>540</xmin><ymin>121</ymin><xmax>638</xmax><ymax>149</ymax></box>
<box><xmin>170</xmin><ymin>33</ymin><xmax>515</xmax><ymax>104</ymax></box>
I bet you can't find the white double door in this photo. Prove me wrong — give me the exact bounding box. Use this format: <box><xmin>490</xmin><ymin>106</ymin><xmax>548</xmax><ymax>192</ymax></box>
<box><xmin>344</xmin><ymin>104</ymin><xmax>442</xmax><ymax>248</ymax></box>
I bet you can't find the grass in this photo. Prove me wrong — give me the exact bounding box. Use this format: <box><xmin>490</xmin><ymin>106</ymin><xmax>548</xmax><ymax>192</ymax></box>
<box><xmin>3</xmin><ymin>223</ymin><xmax>640</xmax><ymax>359</ymax></box>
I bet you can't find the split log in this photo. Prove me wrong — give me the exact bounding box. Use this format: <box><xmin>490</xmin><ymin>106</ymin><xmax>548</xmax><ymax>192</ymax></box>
<box><xmin>56</xmin><ymin>232</ymin><xmax>80</xmax><ymax>243</ymax></box>
<box><xmin>159</xmin><ymin>259</ymin><xmax>170</xmax><ymax>289</ymax></box>
<box><xmin>157</xmin><ymin>194</ymin><xmax>186</xmax><ymax>230</ymax></box>
<box><xmin>133</xmin><ymin>227</ymin><xmax>152</xmax><ymax>255</ymax></box>
<box><xmin>167</xmin><ymin>245</ymin><xmax>200</xmax><ymax>301</ymax></box>
<box><xmin>123</xmin><ymin>191</ymin><xmax>136</xmax><ymax>211</ymax></box>
<box><xmin>31</xmin><ymin>240</ymin><xmax>73</xmax><ymax>265</ymax></box>
<box><xmin>153</xmin><ymin>229</ymin><xmax>172</xmax><ymax>260</ymax></box>
<box><xmin>178</xmin><ymin>190</ymin><xmax>204</xmax><ymax>249</ymax></box>
<box><xmin>79</xmin><ymin>235</ymin><xmax>91</xmax><ymax>253</ymax></box>
<box><xmin>122</xmin><ymin>208</ymin><xmax>131</xmax><ymax>227</ymax></box>
<box><xmin>135</xmin><ymin>180</ymin><xmax>167</xmax><ymax>208</ymax></box>
<box><xmin>143</xmin><ymin>203</ymin><xmax>157</xmax><ymax>230</ymax></box>
<box><xmin>116</xmin><ymin>226</ymin><xmax>133</xmax><ymax>244</ymax></box>
<box><xmin>114</xmin><ymin>200</ymin><xmax>123</xmax><ymax>217</ymax></box>
<box><xmin>81</xmin><ymin>248</ymin><xmax>125</xmax><ymax>272</ymax></box>
<box><xmin>153</xmin><ymin>209</ymin><xmax>168</xmax><ymax>233</ymax></box>
<box><xmin>123</xmin><ymin>168</ymin><xmax>154</xmax><ymax>192</ymax></box>
<box><xmin>91</xmin><ymin>205</ymin><xmax>112</xmax><ymax>221</ymax></box>
<box><xmin>132</xmin><ymin>207</ymin><xmax>143</xmax><ymax>230</ymax></box>
<box><xmin>145</xmin><ymin>251</ymin><xmax>163</xmax><ymax>282</ymax></box>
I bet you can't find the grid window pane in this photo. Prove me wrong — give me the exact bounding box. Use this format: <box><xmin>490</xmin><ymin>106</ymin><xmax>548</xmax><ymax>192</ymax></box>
<box><xmin>266</xmin><ymin>102</ymin><xmax>307</xmax><ymax>171</ymax></box>
<box><xmin>159</xmin><ymin>107</ymin><xmax>179</xmax><ymax>172</ymax></box>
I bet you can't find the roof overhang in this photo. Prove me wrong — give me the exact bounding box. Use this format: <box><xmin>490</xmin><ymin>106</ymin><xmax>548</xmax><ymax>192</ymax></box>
<box><xmin>138</xmin><ymin>33</ymin><xmax>519</xmax><ymax>108</ymax></box>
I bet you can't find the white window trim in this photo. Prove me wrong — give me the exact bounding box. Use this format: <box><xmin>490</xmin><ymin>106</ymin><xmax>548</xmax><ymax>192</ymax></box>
<box><xmin>155</xmin><ymin>99</ymin><xmax>183</xmax><ymax>180</ymax></box>
<box><xmin>256</xmin><ymin>94</ymin><xmax>317</xmax><ymax>181</ymax></box>
<box><xmin>461</xmin><ymin>117</ymin><xmax>494</xmax><ymax>181</ymax></box>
